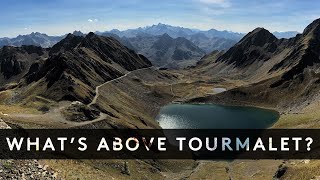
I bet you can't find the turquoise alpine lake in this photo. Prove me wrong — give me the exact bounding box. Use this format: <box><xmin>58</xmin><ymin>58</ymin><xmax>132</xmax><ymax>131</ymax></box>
<box><xmin>156</xmin><ymin>104</ymin><xmax>279</xmax><ymax>129</ymax></box>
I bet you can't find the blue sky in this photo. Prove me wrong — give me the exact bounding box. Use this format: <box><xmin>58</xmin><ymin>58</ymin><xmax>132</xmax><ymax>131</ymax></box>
<box><xmin>0</xmin><ymin>0</ymin><xmax>319</xmax><ymax>37</ymax></box>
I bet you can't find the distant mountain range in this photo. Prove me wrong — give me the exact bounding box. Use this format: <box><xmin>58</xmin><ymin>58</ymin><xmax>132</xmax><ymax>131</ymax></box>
<box><xmin>105</xmin><ymin>23</ymin><xmax>244</xmax><ymax>40</ymax></box>
<box><xmin>0</xmin><ymin>32</ymin><xmax>62</xmax><ymax>48</ymax></box>
<box><xmin>106</xmin><ymin>33</ymin><xmax>205</xmax><ymax>68</ymax></box>
<box><xmin>0</xmin><ymin>24</ymin><xmax>300</xmax><ymax>68</ymax></box>
<box><xmin>273</xmin><ymin>31</ymin><xmax>299</xmax><ymax>39</ymax></box>
<box><xmin>0</xmin><ymin>23</ymin><xmax>299</xmax><ymax>48</ymax></box>
<box><xmin>0</xmin><ymin>31</ymin><xmax>87</xmax><ymax>48</ymax></box>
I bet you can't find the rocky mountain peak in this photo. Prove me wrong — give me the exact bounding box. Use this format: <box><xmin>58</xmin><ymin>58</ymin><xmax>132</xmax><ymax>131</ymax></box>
<box><xmin>85</xmin><ymin>32</ymin><xmax>97</xmax><ymax>39</ymax></box>
<box><xmin>72</xmin><ymin>30</ymin><xmax>85</xmax><ymax>37</ymax></box>
<box><xmin>215</xmin><ymin>27</ymin><xmax>279</xmax><ymax>67</ymax></box>
<box><xmin>303</xmin><ymin>18</ymin><xmax>320</xmax><ymax>37</ymax></box>
<box><xmin>49</xmin><ymin>33</ymin><xmax>83</xmax><ymax>55</ymax></box>
<box><xmin>30</xmin><ymin>32</ymin><xmax>42</xmax><ymax>36</ymax></box>
<box><xmin>239</xmin><ymin>27</ymin><xmax>277</xmax><ymax>47</ymax></box>
<box><xmin>65</xmin><ymin>33</ymin><xmax>76</xmax><ymax>39</ymax></box>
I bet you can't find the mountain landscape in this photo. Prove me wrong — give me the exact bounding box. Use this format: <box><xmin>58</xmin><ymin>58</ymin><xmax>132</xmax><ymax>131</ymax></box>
<box><xmin>107</xmin><ymin>23</ymin><xmax>244</xmax><ymax>40</ymax></box>
<box><xmin>191</xmin><ymin>19</ymin><xmax>320</xmax><ymax>114</ymax></box>
<box><xmin>120</xmin><ymin>33</ymin><xmax>206</xmax><ymax>68</ymax></box>
<box><xmin>102</xmin><ymin>23</ymin><xmax>244</xmax><ymax>61</ymax></box>
<box><xmin>0</xmin><ymin>45</ymin><xmax>48</xmax><ymax>85</ymax></box>
<box><xmin>0</xmin><ymin>32</ymin><xmax>63</xmax><ymax>48</ymax></box>
<box><xmin>0</xmin><ymin>17</ymin><xmax>319</xmax><ymax>179</ymax></box>
<box><xmin>187</xmin><ymin>33</ymin><xmax>237</xmax><ymax>53</ymax></box>
<box><xmin>0</xmin><ymin>24</ymin><xmax>300</xmax><ymax>70</ymax></box>
<box><xmin>1</xmin><ymin>33</ymin><xmax>152</xmax><ymax>106</ymax></box>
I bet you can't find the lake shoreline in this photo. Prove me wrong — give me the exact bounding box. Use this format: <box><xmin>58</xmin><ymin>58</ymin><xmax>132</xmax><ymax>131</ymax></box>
<box><xmin>156</xmin><ymin>103</ymin><xmax>279</xmax><ymax>129</ymax></box>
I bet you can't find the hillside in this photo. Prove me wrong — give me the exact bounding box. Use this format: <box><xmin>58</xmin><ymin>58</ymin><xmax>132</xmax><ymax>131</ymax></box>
<box><xmin>191</xmin><ymin>18</ymin><xmax>320</xmax><ymax>112</ymax></box>
<box><xmin>2</xmin><ymin>33</ymin><xmax>151</xmax><ymax>105</ymax></box>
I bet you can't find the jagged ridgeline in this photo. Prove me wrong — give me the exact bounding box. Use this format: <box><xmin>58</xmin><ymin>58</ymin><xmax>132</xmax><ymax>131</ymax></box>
<box><xmin>193</xmin><ymin>18</ymin><xmax>320</xmax><ymax>111</ymax></box>
<box><xmin>0</xmin><ymin>32</ymin><xmax>151</xmax><ymax>104</ymax></box>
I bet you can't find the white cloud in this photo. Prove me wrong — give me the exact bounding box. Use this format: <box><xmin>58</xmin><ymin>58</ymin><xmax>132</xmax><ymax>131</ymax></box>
<box><xmin>88</xmin><ymin>19</ymin><xmax>98</xmax><ymax>22</ymax></box>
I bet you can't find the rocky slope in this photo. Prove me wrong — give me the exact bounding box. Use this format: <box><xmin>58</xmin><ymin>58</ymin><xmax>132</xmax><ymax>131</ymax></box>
<box><xmin>0</xmin><ymin>119</ymin><xmax>61</xmax><ymax>179</ymax></box>
<box><xmin>191</xmin><ymin>18</ymin><xmax>320</xmax><ymax>111</ymax></box>
<box><xmin>9</xmin><ymin>33</ymin><xmax>151</xmax><ymax>104</ymax></box>
<box><xmin>0</xmin><ymin>45</ymin><xmax>48</xmax><ymax>86</ymax></box>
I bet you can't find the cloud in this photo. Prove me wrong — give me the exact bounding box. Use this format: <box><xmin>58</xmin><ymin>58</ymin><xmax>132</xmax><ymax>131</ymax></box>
<box><xmin>197</xmin><ymin>0</ymin><xmax>231</xmax><ymax>7</ymax></box>
<box><xmin>88</xmin><ymin>19</ymin><xmax>98</xmax><ymax>22</ymax></box>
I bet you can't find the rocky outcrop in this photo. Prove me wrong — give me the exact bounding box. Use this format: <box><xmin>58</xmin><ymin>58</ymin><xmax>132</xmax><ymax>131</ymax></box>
<box><xmin>0</xmin><ymin>45</ymin><xmax>47</xmax><ymax>85</ymax></box>
<box><xmin>0</xmin><ymin>119</ymin><xmax>60</xmax><ymax>179</ymax></box>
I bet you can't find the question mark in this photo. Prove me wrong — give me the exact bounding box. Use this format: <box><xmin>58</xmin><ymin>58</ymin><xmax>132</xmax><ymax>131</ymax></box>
<box><xmin>305</xmin><ymin>137</ymin><xmax>313</xmax><ymax>151</ymax></box>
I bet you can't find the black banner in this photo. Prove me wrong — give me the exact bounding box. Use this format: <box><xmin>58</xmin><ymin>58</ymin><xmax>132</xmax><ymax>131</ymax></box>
<box><xmin>0</xmin><ymin>129</ymin><xmax>319</xmax><ymax>159</ymax></box>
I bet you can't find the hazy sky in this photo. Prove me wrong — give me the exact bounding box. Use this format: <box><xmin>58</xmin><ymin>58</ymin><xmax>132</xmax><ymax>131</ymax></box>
<box><xmin>0</xmin><ymin>0</ymin><xmax>319</xmax><ymax>37</ymax></box>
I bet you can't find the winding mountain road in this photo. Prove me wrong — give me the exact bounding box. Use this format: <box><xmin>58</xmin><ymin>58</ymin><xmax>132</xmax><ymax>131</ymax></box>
<box><xmin>2</xmin><ymin>67</ymin><xmax>153</xmax><ymax>128</ymax></box>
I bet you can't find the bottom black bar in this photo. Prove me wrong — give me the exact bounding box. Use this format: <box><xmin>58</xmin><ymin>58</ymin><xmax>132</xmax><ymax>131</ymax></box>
<box><xmin>0</xmin><ymin>129</ymin><xmax>319</xmax><ymax>159</ymax></box>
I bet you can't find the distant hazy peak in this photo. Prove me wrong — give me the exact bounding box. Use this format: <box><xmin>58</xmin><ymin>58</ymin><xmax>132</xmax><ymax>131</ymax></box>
<box><xmin>30</xmin><ymin>32</ymin><xmax>43</xmax><ymax>35</ymax></box>
<box><xmin>72</xmin><ymin>30</ymin><xmax>85</xmax><ymax>36</ymax></box>
<box><xmin>272</xmin><ymin>31</ymin><xmax>299</xmax><ymax>39</ymax></box>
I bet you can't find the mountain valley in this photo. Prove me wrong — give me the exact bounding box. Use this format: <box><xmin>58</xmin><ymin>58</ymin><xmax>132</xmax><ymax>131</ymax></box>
<box><xmin>0</xmin><ymin>19</ymin><xmax>319</xmax><ymax>179</ymax></box>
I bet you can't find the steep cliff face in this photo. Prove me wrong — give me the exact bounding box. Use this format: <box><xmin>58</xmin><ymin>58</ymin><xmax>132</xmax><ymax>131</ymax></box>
<box><xmin>0</xmin><ymin>45</ymin><xmax>47</xmax><ymax>85</ymax></box>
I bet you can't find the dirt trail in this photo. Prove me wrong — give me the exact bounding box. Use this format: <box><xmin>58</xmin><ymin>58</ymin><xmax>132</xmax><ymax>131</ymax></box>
<box><xmin>88</xmin><ymin>67</ymin><xmax>152</xmax><ymax>107</ymax></box>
